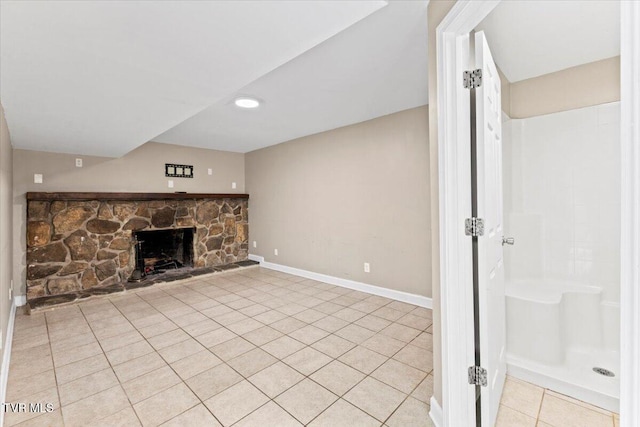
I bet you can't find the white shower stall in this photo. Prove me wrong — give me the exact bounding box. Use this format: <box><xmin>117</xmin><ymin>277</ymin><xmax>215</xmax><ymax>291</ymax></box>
<box><xmin>502</xmin><ymin>102</ymin><xmax>620</xmax><ymax>412</ymax></box>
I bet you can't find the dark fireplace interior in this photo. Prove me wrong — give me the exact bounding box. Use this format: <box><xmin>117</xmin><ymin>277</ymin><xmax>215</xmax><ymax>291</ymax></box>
<box><xmin>133</xmin><ymin>228</ymin><xmax>194</xmax><ymax>275</ymax></box>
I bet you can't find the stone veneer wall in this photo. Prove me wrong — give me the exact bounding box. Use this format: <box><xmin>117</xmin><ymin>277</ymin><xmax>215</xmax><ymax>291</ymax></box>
<box><xmin>26</xmin><ymin>197</ymin><xmax>248</xmax><ymax>300</ymax></box>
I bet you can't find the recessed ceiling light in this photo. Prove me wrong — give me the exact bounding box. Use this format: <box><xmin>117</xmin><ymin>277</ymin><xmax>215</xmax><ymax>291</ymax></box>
<box><xmin>234</xmin><ymin>97</ymin><xmax>261</xmax><ymax>109</ymax></box>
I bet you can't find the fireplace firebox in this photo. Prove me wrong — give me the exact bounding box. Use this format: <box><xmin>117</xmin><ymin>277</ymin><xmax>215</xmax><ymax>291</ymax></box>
<box><xmin>133</xmin><ymin>228</ymin><xmax>195</xmax><ymax>276</ymax></box>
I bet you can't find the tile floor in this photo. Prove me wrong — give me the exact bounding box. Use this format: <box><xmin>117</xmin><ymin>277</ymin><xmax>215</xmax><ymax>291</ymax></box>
<box><xmin>4</xmin><ymin>267</ymin><xmax>435</xmax><ymax>426</ymax></box>
<box><xmin>4</xmin><ymin>266</ymin><xmax>620</xmax><ymax>427</ymax></box>
<box><xmin>497</xmin><ymin>376</ymin><xmax>620</xmax><ymax>427</ymax></box>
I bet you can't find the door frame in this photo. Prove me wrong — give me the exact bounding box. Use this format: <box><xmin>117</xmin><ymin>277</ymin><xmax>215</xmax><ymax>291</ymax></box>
<box><xmin>435</xmin><ymin>1</ymin><xmax>639</xmax><ymax>426</ymax></box>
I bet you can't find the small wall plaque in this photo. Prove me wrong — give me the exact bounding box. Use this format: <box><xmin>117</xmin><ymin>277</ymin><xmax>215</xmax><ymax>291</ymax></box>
<box><xmin>165</xmin><ymin>163</ymin><xmax>194</xmax><ymax>178</ymax></box>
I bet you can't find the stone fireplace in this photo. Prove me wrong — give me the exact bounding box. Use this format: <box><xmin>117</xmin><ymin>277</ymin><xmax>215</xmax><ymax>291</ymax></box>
<box><xmin>25</xmin><ymin>192</ymin><xmax>249</xmax><ymax>302</ymax></box>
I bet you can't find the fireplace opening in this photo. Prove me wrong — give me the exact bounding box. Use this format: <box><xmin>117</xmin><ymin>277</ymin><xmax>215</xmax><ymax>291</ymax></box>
<box><xmin>133</xmin><ymin>228</ymin><xmax>194</xmax><ymax>276</ymax></box>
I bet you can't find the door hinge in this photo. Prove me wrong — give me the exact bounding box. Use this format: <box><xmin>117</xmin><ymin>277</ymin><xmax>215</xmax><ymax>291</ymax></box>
<box><xmin>463</xmin><ymin>69</ymin><xmax>483</xmax><ymax>89</ymax></box>
<box><xmin>468</xmin><ymin>366</ymin><xmax>488</xmax><ymax>387</ymax></box>
<box><xmin>465</xmin><ymin>217</ymin><xmax>484</xmax><ymax>237</ymax></box>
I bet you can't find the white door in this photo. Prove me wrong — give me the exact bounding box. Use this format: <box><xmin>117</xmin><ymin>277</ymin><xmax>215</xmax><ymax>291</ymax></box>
<box><xmin>474</xmin><ymin>30</ymin><xmax>506</xmax><ymax>427</ymax></box>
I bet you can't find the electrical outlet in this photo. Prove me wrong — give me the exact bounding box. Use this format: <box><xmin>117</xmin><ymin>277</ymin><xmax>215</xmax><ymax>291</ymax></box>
<box><xmin>274</xmin><ymin>249</ymin><xmax>278</xmax><ymax>256</ymax></box>
<box><xmin>253</xmin><ymin>241</ymin><xmax>257</xmax><ymax>248</ymax></box>
<box><xmin>168</xmin><ymin>180</ymin><xmax>174</xmax><ymax>188</ymax></box>
<box><xmin>75</xmin><ymin>158</ymin><xmax>83</xmax><ymax>167</ymax></box>
<box><xmin>364</xmin><ymin>262</ymin><xmax>370</xmax><ymax>273</ymax></box>
<box><xmin>232</xmin><ymin>182</ymin><xmax>237</xmax><ymax>189</ymax></box>
<box><xmin>208</xmin><ymin>168</ymin><xmax>213</xmax><ymax>175</ymax></box>
<box><xmin>34</xmin><ymin>174</ymin><xmax>43</xmax><ymax>184</ymax></box>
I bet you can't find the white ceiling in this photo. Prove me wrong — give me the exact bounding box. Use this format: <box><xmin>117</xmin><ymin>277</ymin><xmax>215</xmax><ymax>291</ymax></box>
<box><xmin>0</xmin><ymin>0</ymin><xmax>386</xmax><ymax>157</ymax></box>
<box><xmin>476</xmin><ymin>0</ymin><xmax>620</xmax><ymax>82</ymax></box>
<box><xmin>154</xmin><ymin>1</ymin><xmax>429</xmax><ymax>153</ymax></box>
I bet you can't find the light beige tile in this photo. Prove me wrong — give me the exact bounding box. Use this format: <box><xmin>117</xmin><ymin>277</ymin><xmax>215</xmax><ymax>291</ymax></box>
<box><xmin>270</xmin><ymin>317</ymin><xmax>307</xmax><ymax>334</ymax></box>
<box><xmin>55</xmin><ymin>354</ymin><xmax>110</xmax><ymax>385</ymax></box>
<box><xmin>261</xmin><ymin>336</ymin><xmax>306</xmax><ymax>359</ymax></box>
<box><xmin>544</xmin><ymin>389</ymin><xmax>613</xmax><ymax>416</ymax></box>
<box><xmin>386</xmin><ymin>396</ymin><xmax>433</xmax><ymax>427</ymax></box>
<box><xmin>105</xmin><ymin>340</ymin><xmax>154</xmax><ymax>366</ymax></box>
<box><xmin>387</xmin><ymin>301</ymin><xmax>417</xmax><ymax>313</ymax></box>
<box><xmin>372</xmin><ymin>359</ymin><xmax>427</xmax><ymax>394</ymax></box>
<box><xmin>411</xmin><ymin>374</ymin><xmax>434</xmax><ymax>404</ymax></box>
<box><xmin>49</xmin><ymin>332</ymin><xmax>96</xmax><ymax>353</ymax></box>
<box><xmin>228</xmin><ymin>348</ymin><xmax>278</xmax><ymax>377</ymax></box>
<box><xmin>58</xmin><ymin>368</ymin><xmax>119</xmax><ymax>406</ymax></box>
<box><xmin>293</xmin><ymin>309</ymin><xmax>326</xmax><ymax>324</ymax></box>
<box><xmin>311</xmin><ymin>334</ymin><xmax>356</xmax><ymax>359</ymax></box>
<box><xmin>275</xmin><ymin>379</ymin><xmax>338</xmax><ymax>425</ymax></box>
<box><xmin>371</xmin><ymin>306</ymin><xmax>405</xmax><ymax>322</ymax></box>
<box><xmin>335</xmin><ymin>324</ymin><xmax>376</xmax><ymax>344</ymax></box>
<box><xmin>248</xmin><ymin>361</ymin><xmax>304</xmax><ymax>398</ymax></box>
<box><xmin>86</xmin><ymin>406</ymin><xmax>140</xmax><ymax>427</ymax></box>
<box><xmin>289</xmin><ymin>325</ymin><xmax>330</xmax><ymax>345</ymax></box>
<box><xmin>182</xmin><ymin>319</ymin><xmax>222</xmax><ymax>337</ymax></box>
<box><xmin>98</xmin><ymin>330</ymin><xmax>144</xmax><ymax>352</ymax></box>
<box><xmin>6</xmin><ymin>369</ymin><xmax>56</xmax><ymax>401</ymax></box>
<box><xmin>61</xmin><ymin>385</ymin><xmax>129</xmax><ymax>427</ymax></box>
<box><xmin>112</xmin><ymin>352</ymin><xmax>167</xmax><ymax>383</ymax></box>
<box><xmin>4</xmin><ymin>387</ymin><xmax>59</xmax><ymax>426</ymax></box>
<box><xmin>185</xmin><ymin>363</ymin><xmax>243</xmax><ymax>401</ymax></box>
<box><xmin>158</xmin><ymin>338</ymin><xmax>206</xmax><ymax>363</ymax></box>
<box><xmin>393</xmin><ymin>345</ymin><xmax>432</xmax><ymax>373</ymax></box>
<box><xmin>253</xmin><ymin>309</ymin><xmax>288</xmax><ymax>325</ymax></box>
<box><xmin>239</xmin><ymin>304</ymin><xmax>270</xmax><ymax>317</ymax></box>
<box><xmin>242</xmin><ymin>326</ymin><xmax>283</xmax><ymax>346</ymax></box>
<box><xmin>339</xmin><ymin>346</ymin><xmax>388</xmax><ymax>374</ymax></box>
<box><xmin>13</xmin><ymin>409</ymin><xmax>64</xmax><ymax>427</ymax></box>
<box><xmin>162</xmin><ymin>404</ymin><xmax>221</xmax><ymax>427</ymax></box>
<box><xmin>344</xmin><ymin>377</ymin><xmax>407</xmax><ymax>423</ymax></box>
<box><xmin>312</xmin><ymin>316</ymin><xmax>349</xmax><ymax>333</ymax></box>
<box><xmin>397</xmin><ymin>313</ymin><xmax>431</xmax><ymax>330</ymax></box>
<box><xmin>380</xmin><ymin>323</ymin><xmax>421</xmax><ymax>343</ymax></box>
<box><xmin>495</xmin><ymin>405</ymin><xmax>536</xmax><ymax>427</ymax></box>
<box><xmin>410</xmin><ymin>332</ymin><xmax>433</xmax><ymax>351</ymax></box>
<box><xmin>310</xmin><ymin>360</ymin><xmax>365</xmax><ymax>397</ymax></box>
<box><xmin>309</xmin><ymin>399</ymin><xmax>379</xmax><ymax>427</ymax></box>
<box><xmin>138</xmin><ymin>320</ymin><xmax>178</xmax><ymax>339</ymax></box>
<box><xmin>226</xmin><ymin>318</ymin><xmax>264</xmax><ymax>335</ymax></box>
<box><xmin>234</xmin><ymin>401</ymin><xmax>302</xmax><ymax>427</ymax></box>
<box><xmin>204</xmin><ymin>380</ymin><xmax>269</xmax><ymax>426</ymax></box>
<box><xmin>210</xmin><ymin>337</ymin><xmax>256</xmax><ymax>361</ymax></box>
<box><xmin>213</xmin><ymin>311</ymin><xmax>249</xmax><ymax>327</ymax></box>
<box><xmin>195</xmin><ymin>328</ymin><xmax>237</xmax><ymax>348</ymax></box>
<box><xmin>354</xmin><ymin>314</ymin><xmax>392</xmax><ymax>332</ymax></box>
<box><xmin>350</xmin><ymin>301</ymin><xmax>384</xmax><ymax>314</ymax></box>
<box><xmin>147</xmin><ymin>328</ymin><xmax>190</xmax><ymax>350</ymax></box>
<box><xmin>170</xmin><ymin>350</ymin><xmax>222</xmax><ymax>380</ymax></box>
<box><xmin>171</xmin><ymin>311</ymin><xmax>208</xmax><ymax>327</ymax></box>
<box><xmin>314</xmin><ymin>302</ymin><xmax>344</xmax><ymax>315</ymax></box>
<box><xmin>283</xmin><ymin>347</ymin><xmax>332</xmax><ymax>376</ymax></box>
<box><xmin>133</xmin><ymin>382</ymin><xmax>199</xmax><ymax>426</ymax></box>
<box><xmin>361</xmin><ymin>333</ymin><xmax>406</xmax><ymax>357</ymax></box>
<box><xmin>538</xmin><ymin>394</ymin><xmax>614</xmax><ymax>427</ymax></box>
<box><xmin>53</xmin><ymin>342</ymin><xmax>103</xmax><ymax>367</ymax></box>
<box><xmin>122</xmin><ymin>365</ymin><xmax>181</xmax><ymax>404</ymax></box>
<box><xmin>500</xmin><ymin>377</ymin><xmax>544</xmax><ymax>418</ymax></box>
<box><xmin>333</xmin><ymin>308</ymin><xmax>366</xmax><ymax>323</ymax></box>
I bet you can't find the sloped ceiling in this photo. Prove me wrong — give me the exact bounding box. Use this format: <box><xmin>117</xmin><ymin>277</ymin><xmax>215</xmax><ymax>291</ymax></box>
<box><xmin>0</xmin><ymin>0</ymin><xmax>387</xmax><ymax>157</ymax></box>
<box><xmin>476</xmin><ymin>0</ymin><xmax>620</xmax><ymax>82</ymax></box>
<box><xmin>154</xmin><ymin>0</ymin><xmax>429</xmax><ymax>153</ymax></box>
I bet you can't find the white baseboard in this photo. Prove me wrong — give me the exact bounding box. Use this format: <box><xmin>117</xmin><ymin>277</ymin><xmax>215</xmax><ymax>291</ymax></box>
<box><xmin>1</xmin><ymin>300</ymin><xmax>18</xmax><ymax>427</ymax></box>
<box><xmin>248</xmin><ymin>255</ymin><xmax>432</xmax><ymax>309</ymax></box>
<box><xmin>14</xmin><ymin>295</ymin><xmax>25</xmax><ymax>307</ymax></box>
<box><xmin>429</xmin><ymin>396</ymin><xmax>443</xmax><ymax>427</ymax></box>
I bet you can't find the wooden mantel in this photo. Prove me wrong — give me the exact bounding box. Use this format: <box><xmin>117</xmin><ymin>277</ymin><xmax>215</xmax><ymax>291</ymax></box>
<box><xmin>26</xmin><ymin>192</ymin><xmax>250</xmax><ymax>201</ymax></box>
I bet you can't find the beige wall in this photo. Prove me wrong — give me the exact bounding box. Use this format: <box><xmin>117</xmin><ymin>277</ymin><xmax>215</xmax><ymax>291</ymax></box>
<box><xmin>428</xmin><ymin>0</ymin><xmax>457</xmax><ymax>408</ymax></box>
<box><xmin>1</xmin><ymin>102</ymin><xmax>14</xmax><ymax>374</ymax></box>
<box><xmin>246</xmin><ymin>106</ymin><xmax>431</xmax><ymax>297</ymax></box>
<box><xmin>506</xmin><ymin>56</ymin><xmax>620</xmax><ymax>118</ymax></box>
<box><xmin>13</xmin><ymin>141</ymin><xmax>245</xmax><ymax>296</ymax></box>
